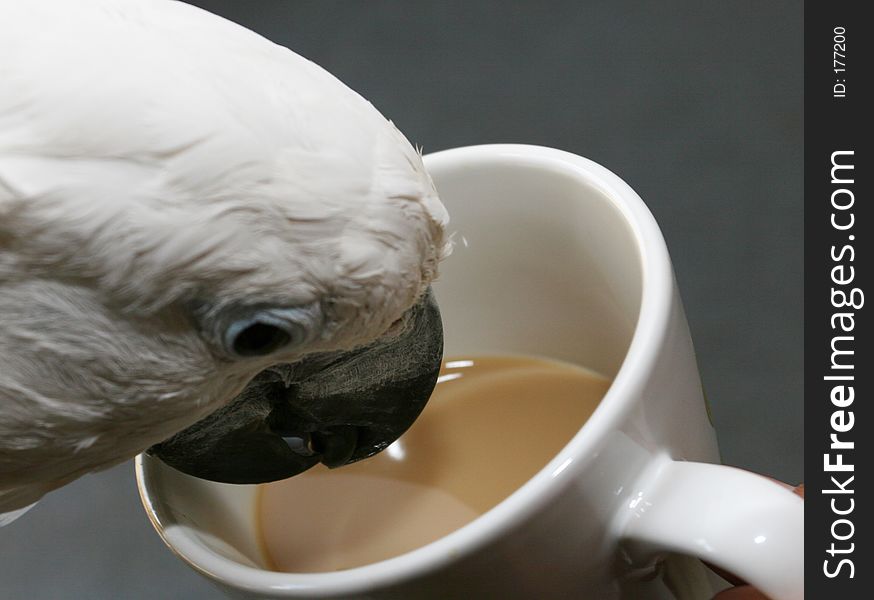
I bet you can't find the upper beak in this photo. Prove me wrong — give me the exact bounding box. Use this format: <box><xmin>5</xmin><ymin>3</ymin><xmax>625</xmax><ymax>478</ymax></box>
<box><xmin>148</xmin><ymin>288</ymin><xmax>443</xmax><ymax>484</ymax></box>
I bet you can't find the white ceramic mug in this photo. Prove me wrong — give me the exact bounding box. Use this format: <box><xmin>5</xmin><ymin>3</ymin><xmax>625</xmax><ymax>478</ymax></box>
<box><xmin>136</xmin><ymin>145</ymin><xmax>803</xmax><ymax>599</ymax></box>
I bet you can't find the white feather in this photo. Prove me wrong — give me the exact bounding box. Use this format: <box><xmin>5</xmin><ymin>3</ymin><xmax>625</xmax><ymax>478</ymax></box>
<box><xmin>0</xmin><ymin>0</ymin><xmax>449</xmax><ymax>513</ymax></box>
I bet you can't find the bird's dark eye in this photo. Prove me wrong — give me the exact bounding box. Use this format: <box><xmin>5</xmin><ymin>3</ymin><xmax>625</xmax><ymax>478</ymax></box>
<box><xmin>231</xmin><ymin>322</ymin><xmax>291</xmax><ymax>357</ymax></box>
<box><xmin>217</xmin><ymin>304</ymin><xmax>322</xmax><ymax>359</ymax></box>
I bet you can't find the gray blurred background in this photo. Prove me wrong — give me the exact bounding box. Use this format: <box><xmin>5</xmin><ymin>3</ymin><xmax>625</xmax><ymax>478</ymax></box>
<box><xmin>0</xmin><ymin>1</ymin><xmax>802</xmax><ymax>598</ymax></box>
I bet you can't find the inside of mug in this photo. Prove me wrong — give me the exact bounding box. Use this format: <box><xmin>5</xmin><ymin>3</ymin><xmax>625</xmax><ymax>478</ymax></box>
<box><xmin>138</xmin><ymin>149</ymin><xmax>645</xmax><ymax>572</ymax></box>
<box><xmin>433</xmin><ymin>153</ymin><xmax>642</xmax><ymax>376</ymax></box>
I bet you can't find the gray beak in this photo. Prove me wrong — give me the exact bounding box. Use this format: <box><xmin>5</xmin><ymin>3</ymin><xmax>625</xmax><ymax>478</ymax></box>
<box><xmin>148</xmin><ymin>288</ymin><xmax>442</xmax><ymax>484</ymax></box>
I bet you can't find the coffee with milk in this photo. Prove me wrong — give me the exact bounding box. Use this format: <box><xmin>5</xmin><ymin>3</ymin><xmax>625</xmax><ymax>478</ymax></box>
<box><xmin>257</xmin><ymin>355</ymin><xmax>610</xmax><ymax>572</ymax></box>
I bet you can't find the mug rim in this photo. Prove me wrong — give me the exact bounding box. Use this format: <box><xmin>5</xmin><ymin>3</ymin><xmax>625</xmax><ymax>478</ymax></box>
<box><xmin>135</xmin><ymin>143</ymin><xmax>675</xmax><ymax>596</ymax></box>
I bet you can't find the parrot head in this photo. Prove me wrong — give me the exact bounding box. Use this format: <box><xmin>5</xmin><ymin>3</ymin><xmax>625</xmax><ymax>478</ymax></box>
<box><xmin>0</xmin><ymin>0</ymin><xmax>449</xmax><ymax>510</ymax></box>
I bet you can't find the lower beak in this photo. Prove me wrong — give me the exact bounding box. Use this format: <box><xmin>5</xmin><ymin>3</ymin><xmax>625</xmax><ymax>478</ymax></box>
<box><xmin>148</xmin><ymin>288</ymin><xmax>443</xmax><ymax>484</ymax></box>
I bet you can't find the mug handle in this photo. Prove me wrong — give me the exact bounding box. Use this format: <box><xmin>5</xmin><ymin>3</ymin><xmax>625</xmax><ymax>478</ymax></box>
<box><xmin>620</xmin><ymin>458</ymin><xmax>804</xmax><ymax>600</ymax></box>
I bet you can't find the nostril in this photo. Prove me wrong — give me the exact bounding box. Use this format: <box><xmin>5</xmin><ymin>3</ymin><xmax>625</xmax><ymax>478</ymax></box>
<box><xmin>311</xmin><ymin>426</ymin><xmax>359</xmax><ymax>468</ymax></box>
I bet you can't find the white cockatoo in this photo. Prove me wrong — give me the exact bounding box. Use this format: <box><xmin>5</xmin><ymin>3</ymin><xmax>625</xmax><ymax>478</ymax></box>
<box><xmin>0</xmin><ymin>0</ymin><xmax>450</xmax><ymax>517</ymax></box>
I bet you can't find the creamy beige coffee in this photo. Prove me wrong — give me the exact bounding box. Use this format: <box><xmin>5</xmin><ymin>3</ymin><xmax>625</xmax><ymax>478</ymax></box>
<box><xmin>256</xmin><ymin>355</ymin><xmax>611</xmax><ymax>573</ymax></box>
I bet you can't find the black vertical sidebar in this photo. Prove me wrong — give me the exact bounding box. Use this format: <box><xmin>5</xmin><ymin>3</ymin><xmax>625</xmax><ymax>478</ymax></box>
<box><xmin>805</xmin><ymin>2</ymin><xmax>871</xmax><ymax>598</ymax></box>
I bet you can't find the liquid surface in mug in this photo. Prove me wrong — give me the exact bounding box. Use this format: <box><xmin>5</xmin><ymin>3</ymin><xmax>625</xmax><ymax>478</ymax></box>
<box><xmin>257</xmin><ymin>355</ymin><xmax>611</xmax><ymax>573</ymax></box>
